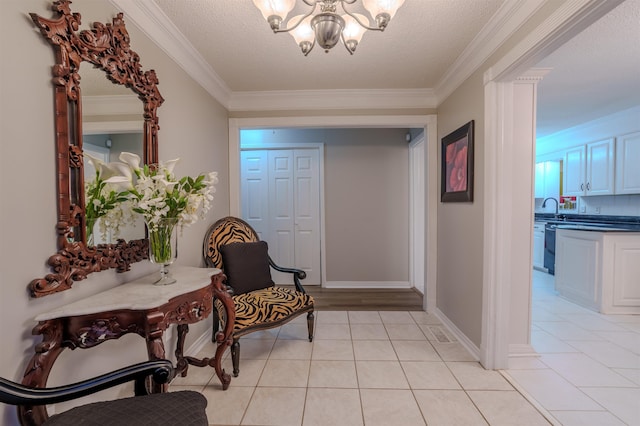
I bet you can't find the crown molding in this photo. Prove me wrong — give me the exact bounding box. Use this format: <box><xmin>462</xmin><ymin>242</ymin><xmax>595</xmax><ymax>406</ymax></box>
<box><xmin>434</xmin><ymin>0</ymin><xmax>547</xmax><ymax>104</ymax></box>
<box><xmin>536</xmin><ymin>105</ymin><xmax>640</xmax><ymax>151</ymax></box>
<box><xmin>229</xmin><ymin>114</ymin><xmax>433</xmax><ymax>129</ymax></box>
<box><xmin>228</xmin><ymin>88</ymin><xmax>437</xmax><ymax>112</ymax></box>
<box><xmin>484</xmin><ymin>0</ymin><xmax>624</xmax><ymax>84</ymax></box>
<box><xmin>109</xmin><ymin>0</ymin><xmax>232</xmax><ymax>107</ymax></box>
<box><xmin>83</xmin><ymin>95</ymin><xmax>144</xmax><ymax>135</ymax></box>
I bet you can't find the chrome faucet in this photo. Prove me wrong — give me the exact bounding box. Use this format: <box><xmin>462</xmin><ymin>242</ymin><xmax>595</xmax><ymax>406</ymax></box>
<box><xmin>542</xmin><ymin>197</ymin><xmax>559</xmax><ymax>216</ymax></box>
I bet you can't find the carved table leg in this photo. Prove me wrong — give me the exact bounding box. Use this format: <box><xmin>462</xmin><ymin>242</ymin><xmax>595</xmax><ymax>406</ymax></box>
<box><xmin>212</xmin><ymin>334</ymin><xmax>233</xmax><ymax>388</ymax></box>
<box><xmin>175</xmin><ymin>324</ymin><xmax>190</xmax><ymax>377</ymax></box>
<box><xmin>211</xmin><ymin>273</ymin><xmax>234</xmax><ymax>390</ymax></box>
<box><xmin>144</xmin><ymin>311</ymin><xmax>168</xmax><ymax>393</ymax></box>
<box><xmin>180</xmin><ymin>273</ymin><xmax>234</xmax><ymax>390</ymax></box>
<box><xmin>19</xmin><ymin>320</ymin><xmax>65</xmax><ymax>426</ymax></box>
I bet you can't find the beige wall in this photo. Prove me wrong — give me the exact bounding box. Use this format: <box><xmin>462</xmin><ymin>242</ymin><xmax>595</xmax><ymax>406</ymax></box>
<box><xmin>324</xmin><ymin>128</ymin><xmax>410</xmax><ymax>282</ymax></box>
<box><xmin>436</xmin><ymin>71</ymin><xmax>486</xmax><ymax>347</ymax></box>
<box><xmin>0</xmin><ymin>1</ymin><xmax>228</xmax><ymax>424</ymax></box>
<box><xmin>241</xmin><ymin>128</ymin><xmax>410</xmax><ymax>283</ymax></box>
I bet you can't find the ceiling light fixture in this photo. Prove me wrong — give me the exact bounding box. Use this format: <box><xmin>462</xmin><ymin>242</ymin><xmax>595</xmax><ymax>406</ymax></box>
<box><xmin>252</xmin><ymin>0</ymin><xmax>406</xmax><ymax>56</ymax></box>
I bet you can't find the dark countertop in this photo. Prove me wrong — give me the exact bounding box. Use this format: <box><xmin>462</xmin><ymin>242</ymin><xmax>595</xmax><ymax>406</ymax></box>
<box><xmin>555</xmin><ymin>224</ymin><xmax>639</xmax><ymax>232</ymax></box>
<box><xmin>534</xmin><ymin>213</ymin><xmax>640</xmax><ymax>232</ymax></box>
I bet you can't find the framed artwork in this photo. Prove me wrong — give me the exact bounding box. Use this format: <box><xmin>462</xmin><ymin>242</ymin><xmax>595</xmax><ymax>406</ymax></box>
<box><xmin>441</xmin><ymin>120</ymin><xmax>474</xmax><ymax>202</ymax></box>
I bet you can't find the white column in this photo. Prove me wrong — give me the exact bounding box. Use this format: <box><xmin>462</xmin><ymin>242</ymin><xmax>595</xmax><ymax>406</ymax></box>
<box><xmin>482</xmin><ymin>69</ymin><xmax>549</xmax><ymax>369</ymax></box>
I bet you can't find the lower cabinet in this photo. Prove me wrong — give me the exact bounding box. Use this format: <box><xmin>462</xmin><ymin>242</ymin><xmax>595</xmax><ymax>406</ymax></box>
<box><xmin>556</xmin><ymin>229</ymin><xmax>640</xmax><ymax>314</ymax></box>
<box><xmin>533</xmin><ymin>223</ymin><xmax>546</xmax><ymax>270</ymax></box>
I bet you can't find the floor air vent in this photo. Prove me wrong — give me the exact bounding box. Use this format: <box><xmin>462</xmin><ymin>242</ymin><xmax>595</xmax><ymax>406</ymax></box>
<box><xmin>429</xmin><ymin>326</ymin><xmax>453</xmax><ymax>343</ymax></box>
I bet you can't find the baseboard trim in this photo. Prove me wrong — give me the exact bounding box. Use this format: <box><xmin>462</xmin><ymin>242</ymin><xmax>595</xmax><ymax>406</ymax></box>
<box><xmin>432</xmin><ymin>308</ymin><xmax>481</xmax><ymax>362</ymax></box>
<box><xmin>509</xmin><ymin>343</ymin><xmax>539</xmax><ymax>357</ymax></box>
<box><xmin>323</xmin><ymin>281</ymin><xmax>412</xmax><ymax>289</ymax></box>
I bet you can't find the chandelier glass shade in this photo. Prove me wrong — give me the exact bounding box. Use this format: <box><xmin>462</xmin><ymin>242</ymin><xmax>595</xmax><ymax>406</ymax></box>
<box><xmin>252</xmin><ymin>0</ymin><xmax>406</xmax><ymax>55</ymax></box>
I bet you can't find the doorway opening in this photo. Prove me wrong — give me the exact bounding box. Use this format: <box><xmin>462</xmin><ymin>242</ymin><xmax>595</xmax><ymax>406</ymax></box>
<box><xmin>231</xmin><ymin>117</ymin><xmax>436</xmax><ymax>312</ymax></box>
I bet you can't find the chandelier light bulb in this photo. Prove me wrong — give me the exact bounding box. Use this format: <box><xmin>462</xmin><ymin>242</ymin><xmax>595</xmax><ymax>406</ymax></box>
<box><xmin>252</xmin><ymin>0</ymin><xmax>296</xmax><ymax>30</ymax></box>
<box><xmin>342</xmin><ymin>13</ymin><xmax>369</xmax><ymax>53</ymax></box>
<box><xmin>362</xmin><ymin>0</ymin><xmax>406</xmax><ymax>21</ymax></box>
<box><xmin>288</xmin><ymin>15</ymin><xmax>316</xmax><ymax>55</ymax></box>
<box><xmin>254</xmin><ymin>0</ymin><xmax>405</xmax><ymax>55</ymax></box>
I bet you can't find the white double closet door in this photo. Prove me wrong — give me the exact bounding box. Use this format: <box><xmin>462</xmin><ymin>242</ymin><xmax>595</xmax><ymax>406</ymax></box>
<box><xmin>241</xmin><ymin>148</ymin><xmax>321</xmax><ymax>285</ymax></box>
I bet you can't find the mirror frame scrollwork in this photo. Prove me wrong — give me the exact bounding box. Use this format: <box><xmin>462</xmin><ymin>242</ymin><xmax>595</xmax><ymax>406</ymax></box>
<box><xmin>29</xmin><ymin>0</ymin><xmax>164</xmax><ymax>297</ymax></box>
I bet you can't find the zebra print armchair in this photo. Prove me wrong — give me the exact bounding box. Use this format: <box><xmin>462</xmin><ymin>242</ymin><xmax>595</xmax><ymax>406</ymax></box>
<box><xmin>203</xmin><ymin>216</ymin><xmax>315</xmax><ymax>377</ymax></box>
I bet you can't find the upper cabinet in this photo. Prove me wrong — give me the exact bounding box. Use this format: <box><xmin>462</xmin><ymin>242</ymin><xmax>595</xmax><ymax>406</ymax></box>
<box><xmin>615</xmin><ymin>131</ymin><xmax>640</xmax><ymax>195</ymax></box>
<box><xmin>563</xmin><ymin>138</ymin><xmax>615</xmax><ymax>197</ymax></box>
<box><xmin>535</xmin><ymin>161</ymin><xmax>560</xmax><ymax>199</ymax></box>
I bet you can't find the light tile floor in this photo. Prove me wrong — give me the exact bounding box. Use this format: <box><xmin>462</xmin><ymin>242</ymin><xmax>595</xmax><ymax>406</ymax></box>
<box><xmin>171</xmin><ymin>271</ymin><xmax>639</xmax><ymax>425</ymax></box>
<box><xmin>172</xmin><ymin>310</ymin><xmax>552</xmax><ymax>425</ymax></box>
<box><xmin>504</xmin><ymin>270</ymin><xmax>640</xmax><ymax>426</ymax></box>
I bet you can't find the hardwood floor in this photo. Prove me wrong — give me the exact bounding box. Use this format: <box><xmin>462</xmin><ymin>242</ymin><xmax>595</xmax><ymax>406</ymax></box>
<box><xmin>299</xmin><ymin>286</ymin><xmax>424</xmax><ymax>311</ymax></box>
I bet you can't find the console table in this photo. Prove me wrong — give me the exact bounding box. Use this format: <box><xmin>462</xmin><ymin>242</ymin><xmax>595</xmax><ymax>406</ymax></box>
<box><xmin>18</xmin><ymin>266</ymin><xmax>235</xmax><ymax>426</ymax></box>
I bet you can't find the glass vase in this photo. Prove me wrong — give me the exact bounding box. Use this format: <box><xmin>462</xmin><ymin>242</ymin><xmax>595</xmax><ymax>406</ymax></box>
<box><xmin>86</xmin><ymin>217</ymin><xmax>97</xmax><ymax>247</ymax></box>
<box><xmin>146</xmin><ymin>217</ymin><xmax>179</xmax><ymax>285</ymax></box>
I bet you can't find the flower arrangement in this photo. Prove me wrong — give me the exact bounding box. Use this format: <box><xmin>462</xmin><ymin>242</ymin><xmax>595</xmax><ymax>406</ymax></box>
<box><xmin>115</xmin><ymin>152</ymin><xmax>218</xmax><ymax>231</ymax></box>
<box><xmin>84</xmin><ymin>151</ymin><xmax>218</xmax><ymax>241</ymax></box>
<box><xmin>84</xmin><ymin>154</ymin><xmax>135</xmax><ymax>244</ymax></box>
<box><xmin>85</xmin><ymin>151</ymin><xmax>217</xmax><ymax>284</ymax></box>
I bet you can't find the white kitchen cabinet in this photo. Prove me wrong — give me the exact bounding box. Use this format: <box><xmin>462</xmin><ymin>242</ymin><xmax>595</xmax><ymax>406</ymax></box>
<box><xmin>563</xmin><ymin>146</ymin><xmax>586</xmax><ymax>196</ymax></box>
<box><xmin>615</xmin><ymin>131</ymin><xmax>640</xmax><ymax>194</ymax></box>
<box><xmin>532</xmin><ymin>223</ymin><xmax>546</xmax><ymax>270</ymax></box>
<box><xmin>563</xmin><ymin>138</ymin><xmax>615</xmax><ymax>196</ymax></box>
<box><xmin>555</xmin><ymin>230</ymin><xmax>600</xmax><ymax>311</ymax></box>
<box><xmin>555</xmin><ymin>229</ymin><xmax>640</xmax><ymax>314</ymax></box>
<box><xmin>534</xmin><ymin>161</ymin><xmax>560</xmax><ymax>199</ymax></box>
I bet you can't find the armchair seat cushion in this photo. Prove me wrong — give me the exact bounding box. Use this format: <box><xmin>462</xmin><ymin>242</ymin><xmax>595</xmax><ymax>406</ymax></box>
<box><xmin>44</xmin><ymin>390</ymin><xmax>208</xmax><ymax>426</ymax></box>
<box><xmin>216</xmin><ymin>287</ymin><xmax>314</xmax><ymax>336</ymax></box>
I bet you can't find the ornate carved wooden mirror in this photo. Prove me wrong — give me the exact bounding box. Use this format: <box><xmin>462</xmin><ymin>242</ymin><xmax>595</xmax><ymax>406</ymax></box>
<box><xmin>29</xmin><ymin>0</ymin><xmax>164</xmax><ymax>297</ymax></box>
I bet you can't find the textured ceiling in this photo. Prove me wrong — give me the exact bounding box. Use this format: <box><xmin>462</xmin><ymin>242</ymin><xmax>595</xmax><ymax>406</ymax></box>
<box><xmin>87</xmin><ymin>0</ymin><xmax>638</xmax><ymax>138</ymax></box>
<box><xmin>535</xmin><ymin>0</ymin><xmax>640</xmax><ymax>137</ymax></box>
<box><xmin>153</xmin><ymin>0</ymin><xmax>504</xmax><ymax>92</ymax></box>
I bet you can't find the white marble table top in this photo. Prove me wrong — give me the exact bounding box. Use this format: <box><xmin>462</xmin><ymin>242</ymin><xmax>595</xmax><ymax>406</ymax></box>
<box><xmin>35</xmin><ymin>266</ymin><xmax>221</xmax><ymax>321</ymax></box>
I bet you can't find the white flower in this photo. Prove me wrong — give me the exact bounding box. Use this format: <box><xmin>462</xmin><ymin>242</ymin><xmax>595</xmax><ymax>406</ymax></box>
<box><xmin>104</xmin><ymin>162</ymin><xmax>134</xmax><ymax>191</ymax></box>
<box><xmin>162</xmin><ymin>158</ymin><xmax>180</xmax><ymax>175</ymax></box>
<box><xmin>119</xmin><ymin>152</ymin><xmax>142</xmax><ymax>172</ymax></box>
<box><xmin>85</xmin><ymin>153</ymin><xmax>126</xmax><ymax>181</ymax></box>
<box><xmin>85</xmin><ymin>153</ymin><xmax>106</xmax><ymax>174</ymax></box>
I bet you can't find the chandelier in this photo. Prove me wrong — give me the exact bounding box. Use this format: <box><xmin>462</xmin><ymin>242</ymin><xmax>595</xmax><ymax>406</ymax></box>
<box><xmin>252</xmin><ymin>0</ymin><xmax>406</xmax><ymax>55</ymax></box>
